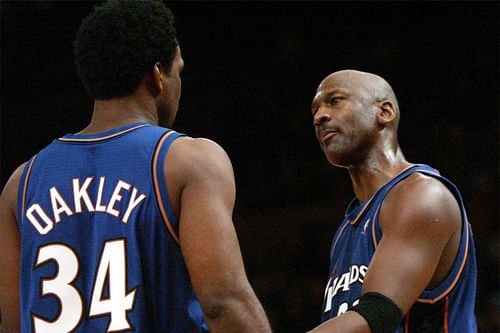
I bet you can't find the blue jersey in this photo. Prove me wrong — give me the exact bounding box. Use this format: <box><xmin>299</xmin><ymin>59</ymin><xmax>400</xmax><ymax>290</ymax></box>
<box><xmin>17</xmin><ymin>122</ymin><xmax>209</xmax><ymax>333</ymax></box>
<box><xmin>321</xmin><ymin>164</ymin><xmax>477</xmax><ymax>332</ymax></box>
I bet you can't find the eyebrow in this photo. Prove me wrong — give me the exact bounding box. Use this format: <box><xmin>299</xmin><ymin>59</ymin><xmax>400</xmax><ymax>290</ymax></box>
<box><xmin>311</xmin><ymin>88</ymin><xmax>349</xmax><ymax>113</ymax></box>
<box><xmin>324</xmin><ymin>88</ymin><xmax>349</xmax><ymax>97</ymax></box>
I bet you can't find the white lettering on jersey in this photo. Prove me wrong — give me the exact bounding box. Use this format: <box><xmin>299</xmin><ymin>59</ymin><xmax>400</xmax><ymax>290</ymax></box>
<box><xmin>333</xmin><ymin>272</ymin><xmax>350</xmax><ymax>295</ymax></box>
<box><xmin>95</xmin><ymin>177</ymin><xmax>107</xmax><ymax>212</ymax></box>
<box><xmin>359</xmin><ymin>265</ymin><xmax>368</xmax><ymax>283</ymax></box>
<box><xmin>106</xmin><ymin>181</ymin><xmax>130</xmax><ymax>217</ymax></box>
<box><xmin>50</xmin><ymin>187</ymin><xmax>73</xmax><ymax>223</ymax></box>
<box><xmin>122</xmin><ymin>187</ymin><xmax>146</xmax><ymax>223</ymax></box>
<box><xmin>26</xmin><ymin>177</ymin><xmax>147</xmax><ymax>235</ymax></box>
<box><xmin>73</xmin><ymin>177</ymin><xmax>95</xmax><ymax>213</ymax></box>
<box><xmin>27</xmin><ymin>204</ymin><xmax>54</xmax><ymax>235</ymax></box>
<box><xmin>323</xmin><ymin>264</ymin><xmax>368</xmax><ymax>313</ymax></box>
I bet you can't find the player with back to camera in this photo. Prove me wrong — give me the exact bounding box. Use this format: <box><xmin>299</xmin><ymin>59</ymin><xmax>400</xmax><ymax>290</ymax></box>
<box><xmin>306</xmin><ymin>70</ymin><xmax>477</xmax><ymax>333</ymax></box>
<box><xmin>0</xmin><ymin>1</ymin><xmax>272</xmax><ymax>332</ymax></box>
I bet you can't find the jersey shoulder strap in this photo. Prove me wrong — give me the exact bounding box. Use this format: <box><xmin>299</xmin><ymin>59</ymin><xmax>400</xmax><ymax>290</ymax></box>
<box><xmin>151</xmin><ymin>130</ymin><xmax>186</xmax><ymax>244</ymax></box>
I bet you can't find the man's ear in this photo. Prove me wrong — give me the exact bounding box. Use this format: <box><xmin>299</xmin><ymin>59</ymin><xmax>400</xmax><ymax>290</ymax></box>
<box><xmin>153</xmin><ymin>62</ymin><xmax>165</xmax><ymax>93</ymax></box>
<box><xmin>377</xmin><ymin>100</ymin><xmax>396</xmax><ymax>126</ymax></box>
<box><xmin>145</xmin><ymin>62</ymin><xmax>165</xmax><ymax>97</ymax></box>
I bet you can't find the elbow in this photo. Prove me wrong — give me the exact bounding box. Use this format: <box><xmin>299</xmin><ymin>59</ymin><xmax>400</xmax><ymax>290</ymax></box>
<box><xmin>197</xmin><ymin>286</ymin><xmax>254</xmax><ymax>320</ymax></box>
<box><xmin>199</xmin><ymin>295</ymin><xmax>233</xmax><ymax>320</ymax></box>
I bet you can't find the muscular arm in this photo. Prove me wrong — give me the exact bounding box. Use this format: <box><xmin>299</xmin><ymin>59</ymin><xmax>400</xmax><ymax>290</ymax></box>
<box><xmin>165</xmin><ymin>137</ymin><xmax>272</xmax><ymax>333</ymax></box>
<box><xmin>0</xmin><ymin>164</ymin><xmax>26</xmax><ymax>332</ymax></box>
<box><xmin>308</xmin><ymin>174</ymin><xmax>461</xmax><ymax>333</ymax></box>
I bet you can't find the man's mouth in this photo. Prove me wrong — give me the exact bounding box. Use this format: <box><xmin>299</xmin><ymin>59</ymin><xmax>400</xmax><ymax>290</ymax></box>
<box><xmin>320</xmin><ymin>130</ymin><xmax>338</xmax><ymax>143</ymax></box>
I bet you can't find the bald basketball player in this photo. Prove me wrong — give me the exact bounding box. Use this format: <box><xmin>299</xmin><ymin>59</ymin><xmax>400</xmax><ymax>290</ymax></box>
<box><xmin>0</xmin><ymin>1</ymin><xmax>271</xmax><ymax>332</ymax></box>
<box><xmin>307</xmin><ymin>70</ymin><xmax>477</xmax><ymax>332</ymax></box>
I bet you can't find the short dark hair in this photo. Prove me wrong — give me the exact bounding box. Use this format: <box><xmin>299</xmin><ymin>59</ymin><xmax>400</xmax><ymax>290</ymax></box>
<box><xmin>74</xmin><ymin>0</ymin><xmax>178</xmax><ymax>100</ymax></box>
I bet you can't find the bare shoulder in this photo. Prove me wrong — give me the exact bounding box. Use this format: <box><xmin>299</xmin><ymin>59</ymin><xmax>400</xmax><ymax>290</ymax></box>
<box><xmin>167</xmin><ymin>137</ymin><xmax>234</xmax><ymax>179</ymax></box>
<box><xmin>160</xmin><ymin>137</ymin><xmax>235</xmax><ymax>217</ymax></box>
<box><xmin>380</xmin><ymin>172</ymin><xmax>461</xmax><ymax>234</ymax></box>
<box><xmin>171</xmin><ymin>137</ymin><xmax>232</xmax><ymax>163</ymax></box>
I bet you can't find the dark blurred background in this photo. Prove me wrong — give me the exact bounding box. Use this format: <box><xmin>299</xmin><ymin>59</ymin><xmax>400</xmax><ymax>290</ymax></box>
<box><xmin>1</xmin><ymin>1</ymin><xmax>498</xmax><ymax>332</ymax></box>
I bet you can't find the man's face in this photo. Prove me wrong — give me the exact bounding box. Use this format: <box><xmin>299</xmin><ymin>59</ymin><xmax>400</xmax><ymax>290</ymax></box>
<box><xmin>311</xmin><ymin>74</ymin><xmax>378</xmax><ymax>167</ymax></box>
<box><xmin>158</xmin><ymin>46</ymin><xmax>184</xmax><ymax>127</ymax></box>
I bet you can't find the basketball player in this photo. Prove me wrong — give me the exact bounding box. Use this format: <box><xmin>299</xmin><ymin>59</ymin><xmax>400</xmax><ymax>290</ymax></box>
<box><xmin>307</xmin><ymin>70</ymin><xmax>477</xmax><ymax>332</ymax></box>
<box><xmin>0</xmin><ymin>1</ymin><xmax>271</xmax><ymax>332</ymax></box>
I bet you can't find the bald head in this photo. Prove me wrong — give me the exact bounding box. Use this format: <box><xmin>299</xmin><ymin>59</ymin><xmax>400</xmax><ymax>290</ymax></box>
<box><xmin>318</xmin><ymin>70</ymin><xmax>399</xmax><ymax>114</ymax></box>
<box><xmin>311</xmin><ymin>69</ymin><xmax>403</xmax><ymax>166</ymax></box>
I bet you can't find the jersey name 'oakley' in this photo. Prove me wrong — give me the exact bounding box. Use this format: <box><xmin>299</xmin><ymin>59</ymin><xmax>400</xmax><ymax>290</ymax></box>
<box><xmin>18</xmin><ymin>123</ymin><xmax>209</xmax><ymax>333</ymax></box>
<box><xmin>321</xmin><ymin>164</ymin><xmax>477</xmax><ymax>332</ymax></box>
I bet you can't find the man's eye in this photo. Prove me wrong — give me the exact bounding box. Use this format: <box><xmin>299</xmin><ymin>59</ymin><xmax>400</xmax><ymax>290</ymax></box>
<box><xmin>330</xmin><ymin>97</ymin><xmax>340</xmax><ymax>105</ymax></box>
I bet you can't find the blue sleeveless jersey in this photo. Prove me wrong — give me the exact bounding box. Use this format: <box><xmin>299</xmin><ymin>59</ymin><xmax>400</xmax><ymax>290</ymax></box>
<box><xmin>17</xmin><ymin>123</ymin><xmax>209</xmax><ymax>333</ymax></box>
<box><xmin>320</xmin><ymin>164</ymin><xmax>477</xmax><ymax>332</ymax></box>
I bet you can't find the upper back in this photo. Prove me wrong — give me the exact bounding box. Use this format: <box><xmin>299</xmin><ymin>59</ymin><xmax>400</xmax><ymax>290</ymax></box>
<box><xmin>17</xmin><ymin>122</ymin><xmax>208</xmax><ymax>332</ymax></box>
<box><xmin>20</xmin><ymin>122</ymin><xmax>172</xmax><ymax>236</ymax></box>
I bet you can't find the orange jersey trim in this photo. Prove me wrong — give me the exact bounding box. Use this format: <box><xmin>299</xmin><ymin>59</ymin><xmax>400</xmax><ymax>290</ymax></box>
<box><xmin>349</xmin><ymin>196</ymin><xmax>374</xmax><ymax>225</ymax></box>
<box><xmin>443</xmin><ymin>297</ymin><xmax>449</xmax><ymax>333</ymax></box>
<box><xmin>21</xmin><ymin>156</ymin><xmax>38</xmax><ymax>223</ymax></box>
<box><xmin>371</xmin><ymin>205</ymin><xmax>380</xmax><ymax>248</ymax></box>
<box><xmin>370</xmin><ymin>164</ymin><xmax>469</xmax><ymax>284</ymax></box>
<box><xmin>152</xmin><ymin>131</ymin><xmax>179</xmax><ymax>244</ymax></box>
<box><xmin>404</xmin><ymin>309</ymin><xmax>410</xmax><ymax>333</ymax></box>
<box><xmin>58</xmin><ymin>124</ymin><xmax>148</xmax><ymax>142</ymax></box>
<box><xmin>416</xmin><ymin>226</ymin><xmax>469</xmax><ymax>304</ymax></box>
<box><xmin>331</xmin><ymin>221</ymin><xmax>351</xmax><ymax>255</ymax></box>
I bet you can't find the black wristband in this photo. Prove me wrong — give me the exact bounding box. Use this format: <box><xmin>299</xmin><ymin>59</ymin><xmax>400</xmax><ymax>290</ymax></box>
<box><xmin>349</xmin><ymin>292</ymin><xmax>403</xmax><ymax>333</ymax></box>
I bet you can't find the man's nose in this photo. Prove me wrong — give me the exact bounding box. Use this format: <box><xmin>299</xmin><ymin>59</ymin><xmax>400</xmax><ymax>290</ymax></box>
<box><xmin>313</xmin><ymin>105</ymin><xmax>331</xmax><ymax>126</ymax></box>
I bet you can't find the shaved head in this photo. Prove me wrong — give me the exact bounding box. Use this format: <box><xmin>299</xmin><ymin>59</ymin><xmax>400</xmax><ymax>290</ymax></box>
<box><xmin>312</xmin><ymin>70</ymin><xmax>402</xmax><ymax>167</ymax></box>
<box><xmin>318</xmin><ymin>70</ymin><xmax>400</xmax><ymax>117</ymax></box>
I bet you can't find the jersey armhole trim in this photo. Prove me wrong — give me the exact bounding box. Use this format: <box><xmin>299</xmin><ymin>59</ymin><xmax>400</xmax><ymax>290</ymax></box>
<box><xmin>415</xmin><ymin>227</ymin><xmax>469</xmax><ymax>304</ymax></box>
<box><xmin>404</xmin><ymin>296</ymin><xmax>450</xmax><ymax>332</ymax></box>
<box><xmin>371</xmin><ymin>204</ymin><xmax>382</xmax><ymax>248</ymax></box>
<box><xmin>416</xmin><ymin>173</ymin><xmax>470</xmax><ymax>304</ymax></box>
<box><xmin>18</xmin><ymin>155</ymin><xmax>38</xmax><ymax>224</ymax></box>
<box><xmin>371</xmin><ymin>167</ymin><xmax>471</xmax><ymax>304</ymax></box>
<box><xmin>152</xmin><ymin>130</ymin><xmax>181</xmax><ymax>244</ymax></box>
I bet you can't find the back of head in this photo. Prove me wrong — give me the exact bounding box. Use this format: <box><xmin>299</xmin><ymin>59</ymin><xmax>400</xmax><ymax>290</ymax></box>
<box><xmin>74</xmin><ymin>0</ymin><xmax>177</xmax><ymax>100</ymax></box>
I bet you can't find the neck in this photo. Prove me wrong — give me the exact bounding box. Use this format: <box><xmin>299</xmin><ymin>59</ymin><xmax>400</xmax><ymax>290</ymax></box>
<box><xmin>347</xmin><ymin>145</ymin><xmax>411</xmax><ymax>202</ymax></box>
<box><xmin>78</xmin><ymin>92</ymin><xmax>158</xmax><ymax>135</ymax></box>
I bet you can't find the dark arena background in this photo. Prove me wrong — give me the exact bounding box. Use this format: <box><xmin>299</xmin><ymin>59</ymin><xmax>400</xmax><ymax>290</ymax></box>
<box><xmin>1</xmin><ymin>2</ymin><xmax>498</xmax><ymax>332</ymax></box>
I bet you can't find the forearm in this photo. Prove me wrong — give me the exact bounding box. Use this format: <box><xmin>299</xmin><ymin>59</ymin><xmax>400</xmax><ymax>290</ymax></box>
<box><xmin>201</xmin><ymin>289</ymin><xmax>272</xmax><ymax>333</ymax></box>
<box><xmin>0</xmin><ymin>321</ymin><xmax>21</xmax><ymax>333</ymax></box>
<box><xmin>0</xmin><ymin>308</ymin><xmax>20</xmax><ymax>333</ymax></box>
<box><xmin>306</xmin><ymin>311</ymin><xmax>370</xmax><ymax>333</ymax></box>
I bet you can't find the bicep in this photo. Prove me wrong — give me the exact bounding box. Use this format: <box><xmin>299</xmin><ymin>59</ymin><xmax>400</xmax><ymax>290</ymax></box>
<box><xmin>174</xmin><ymin>141</ymin><xmax>248</xmax><ymax>302</ymax></box>
<box><xmin>362</xmin><ymin>179</ymin><xmax>458</xmax><ymax>314</ymax></box>
<box><xmin>179</xmin><ymin>171</ymin><xmax>246</xmax><ymax>294</ymax></box>
<box><xmin>362</xmin><ymin>228</ymin><xmax>445</xmax><ymax>314</ymax></box>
